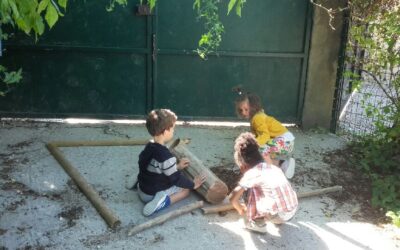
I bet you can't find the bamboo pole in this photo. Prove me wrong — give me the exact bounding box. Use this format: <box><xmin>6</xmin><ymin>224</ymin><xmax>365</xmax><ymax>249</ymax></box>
<box><xmin>201</xmin><ymin>185</ymin><xmax>343</xmax><ymax>214</ymax></box>
<box><xmin>50</xmin><ymin>139</ymin><xmax>148</xmax><ymax>147</ymax></box>
<box><xmin>46</xmin><ymin>143</ymin><xmax>121</xmax><ymax>229</ymax></box>
<box><xmin>169</xmin><ymin>139</ymin><xmax>229</xmax><ymax>204</ymax></box>
<box><xmin>128</xmin><ymin>201</ymin><xmax>204</xmax><ymax>236</ymax></box>
<box><xmin>296</xmin><ymin>185</ymin><xmax>343</xmax><ymax>199</ymax></box>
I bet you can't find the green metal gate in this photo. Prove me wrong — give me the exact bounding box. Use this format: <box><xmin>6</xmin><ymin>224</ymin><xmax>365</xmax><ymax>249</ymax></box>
<box><xmin>0</xmin><ymin>0</ymin><xmax>311</xmax><ymax>122</ymax></box>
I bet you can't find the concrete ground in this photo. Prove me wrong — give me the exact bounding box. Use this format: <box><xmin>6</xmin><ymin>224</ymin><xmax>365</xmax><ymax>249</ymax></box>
<box><xmin>0</xmin><ymin>119</ymin><xmax>399</xmax><ymax>250</ymax></box>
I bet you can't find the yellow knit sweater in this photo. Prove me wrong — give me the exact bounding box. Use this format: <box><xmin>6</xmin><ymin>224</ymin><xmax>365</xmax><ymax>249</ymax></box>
<box><xmin>250</xmin><ymin>111</ymin><xmax>288</xmax><ymax>145</ymax></box>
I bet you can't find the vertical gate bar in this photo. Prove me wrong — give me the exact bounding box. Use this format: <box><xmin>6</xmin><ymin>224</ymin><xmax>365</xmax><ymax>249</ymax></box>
<box><xmin>297</xmin><ymin>1</ymin><xmax>313</xmax><ymax>124</ymax></box>
<box><xmin>146</xmin><ymin>12</ymin><xmax>153</xmax><ymax>113</ymax></box>
<box><xmin>151</xmin><ymin>6</ymin><xmax>158</xmax><ymax>111</ymax></box>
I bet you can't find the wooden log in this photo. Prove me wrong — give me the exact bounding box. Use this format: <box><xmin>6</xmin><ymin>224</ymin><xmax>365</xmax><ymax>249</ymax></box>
<box><xmin>46</xmin><ymin>143</ymin><xmax>121</xmax><ymax>229</ymax></box>
<box><xmin>169</xmin><ymin>139</ymin><xmax>229</xmax><ymax>204</ymax></box>
<box><xmin>128</xmin><ymin>201</ymin><xmax>204</xmax><ymax>236</ymax></box>
<box><xmin>201</xmin><ymin>185</ymin><xmax>343</xmax><ymax>214</ymax></box>
<box><xmin>50</xmin><ymin>139</ymin><xmax>148</xmax><ymax>147</ymax></box>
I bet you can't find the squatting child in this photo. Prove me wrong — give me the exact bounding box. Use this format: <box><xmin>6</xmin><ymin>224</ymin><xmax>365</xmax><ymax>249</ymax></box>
<box><xmin>137</xmin><ymin>109</ymin><xmax>206</xmax><ymax>216</ymax></box>
<box><xmin>230</xmin><ymin>132</ymin><xmax>298</xmax><ymax>233</ymax></box>
<box><xmin>234</xmin><ymin>90</ymin><xmax>296</xmax><ymax>179</ymax></box>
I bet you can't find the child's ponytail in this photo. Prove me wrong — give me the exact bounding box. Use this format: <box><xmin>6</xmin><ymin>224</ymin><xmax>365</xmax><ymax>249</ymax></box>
<box><xmin>232</xmin><ymin>85</ymin><xmax>245</xmax><ymax>97</ymax></box>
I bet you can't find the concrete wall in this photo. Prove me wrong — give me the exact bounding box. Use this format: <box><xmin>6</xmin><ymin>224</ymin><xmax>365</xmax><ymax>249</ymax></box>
<box><xmin>302</xmin><ymin>1</ymin><xmax>346</xmax><ymax>129</ymax></box>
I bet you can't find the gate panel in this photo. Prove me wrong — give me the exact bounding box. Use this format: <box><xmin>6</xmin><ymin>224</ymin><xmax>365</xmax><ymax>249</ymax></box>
<box><xmin>156</xmin><ymin>56</ymin><xmax>302</xmax><ymax>122</ymax></box>
<box><xmin>0</xmin><ymin>0</ymin><xmax>149</xmax><ymax>117</ymax></box>
<box><xmin>155</xmin><ymin>0</ymin><xmax>310</xmax><ymax>122</ymax></box>
<box><xmin>1</xmin><ymin>0</ymin><xmax>311</xmax><ymax>122</ymax></box>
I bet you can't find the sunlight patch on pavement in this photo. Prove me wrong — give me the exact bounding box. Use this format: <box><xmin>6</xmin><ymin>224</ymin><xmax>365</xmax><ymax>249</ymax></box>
<box><xmin>210</xmin><ymin>220</ymin><xmax>257</xmax><ymax>249</ymax></box>
<box><xmin>326</xmin><ymin>221</ymin><xmax>399</xmax><ymax>250</ymax></box>
<box><xmin>298</xmin><ymin>221</ymin><xmax>378</xmax><ymax>250</ymax></box>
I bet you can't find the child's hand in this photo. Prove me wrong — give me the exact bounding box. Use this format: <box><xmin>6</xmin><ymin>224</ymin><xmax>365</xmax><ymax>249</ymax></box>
<box><xmin>177</xmin><ymin>157</ymin><xmax>190</xmax><ymax>170</ymax></box>
<box><xmin>193</xmin><ymin>173</ymin><xmax>207</xmax><ymax>189</ymax></box>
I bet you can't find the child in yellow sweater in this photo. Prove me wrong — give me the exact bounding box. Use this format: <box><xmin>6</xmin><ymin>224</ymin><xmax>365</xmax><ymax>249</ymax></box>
<box><xmin>235</xmin><ymin>91</ymin><xmax>296</xmax><ymax>179</ymax></box>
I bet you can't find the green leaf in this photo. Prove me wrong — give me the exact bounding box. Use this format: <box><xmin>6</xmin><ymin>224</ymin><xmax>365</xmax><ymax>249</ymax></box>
<box><xmin>199</xmin><ymin>34</ymin><xmax>210</xmax><ymax>46</ymax></box>
<box><xmin>149</xmin><ymin>0</ymin><xmax>156</xmax><ymax>11</ymax></box>
<box><xmin>235</xmin><ymin>2</ymin><xmax>242</xmax><ymax>17</ymax></box>
<box><xmin>193</xmin><ymin>0</ymin><xmax>201</xmax><ymax>10</ymax></box>
<box><xmin>15</xmin><ymin>18</ymin><xmax>30</xmax><ymax>34</ymax></box>
<box><xmin>3</xmin><ymin>68</ymin><xmax>23</xmax><ymax>84</ymax></box>
<box><xmin>34</xmin><ymin>17</ymin><xmax>45</xmax><ymax>35</ymax></box>
<box><xmin>57</xmin><ymin>0</ymin><xmax>67</xmax><ymax>9</ymax></box>
<box><xmin>37</xmin><ymin>0</ymin><xmax>50</xmax><ymax>14</ymax></box>
<box><xmin>227</xmin><ymin>0</ymin><xmax>237</xmax><ymax>15</ymax></box>
<box><xmin>45</xmin><ymin>3</ymin><xmax>59</xmax><ymax>29</ymax></box>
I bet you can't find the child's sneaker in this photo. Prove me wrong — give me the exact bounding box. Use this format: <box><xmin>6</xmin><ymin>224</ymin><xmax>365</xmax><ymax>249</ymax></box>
<box><xmin>143</xmin><ymin>191</ymin><xmax>171</xmax><ymax>216</ymax></box>
<box><xmin>245</xmin><ymin>219</ymin><xmax>267</xmax><ymax>234</ymax></box>
<box><xmin>281</xmin><ymin>158</ymin><xmax>295</xmax><ymax>179</ymax></box>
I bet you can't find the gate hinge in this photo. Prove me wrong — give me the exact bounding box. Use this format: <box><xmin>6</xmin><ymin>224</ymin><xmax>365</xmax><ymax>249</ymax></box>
<box><xmin>135</xmin><ymin>4</ymin><xmax>152</xmax><ymax>16</ymax></box>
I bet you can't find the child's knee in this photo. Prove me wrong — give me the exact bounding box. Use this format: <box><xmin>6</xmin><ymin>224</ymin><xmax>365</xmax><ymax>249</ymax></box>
<box><xmin>180</xmin><ymin>189</ymin><xmax>190</xmax><ymax>197</ymax></box>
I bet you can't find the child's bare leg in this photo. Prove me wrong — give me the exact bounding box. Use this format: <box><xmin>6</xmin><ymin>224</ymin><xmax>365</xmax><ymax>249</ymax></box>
<box><xmin>169</xmin><ymin>189</ymin><xmax>190</xmax><ymax>204</ymax></box>
<box><xmin>263</xmin><ymin>154</ymin><xmax>280</xmax><ymax>166</ymax></box>
<box><xmin>272</xmin><ymin>159</ymin><xmax>280</xmax><ymax>166</ymax></box>
<box><xmin>263</xmin><ymin>154</ymin><xmax>273</xmax><ymax>164</ymax></box>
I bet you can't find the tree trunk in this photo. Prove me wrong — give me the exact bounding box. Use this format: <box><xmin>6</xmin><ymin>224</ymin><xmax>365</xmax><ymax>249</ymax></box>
<box><xmin>169</xmin><ymin>139</ymin><xmax>229</xmax><ymax>204</ymax></box>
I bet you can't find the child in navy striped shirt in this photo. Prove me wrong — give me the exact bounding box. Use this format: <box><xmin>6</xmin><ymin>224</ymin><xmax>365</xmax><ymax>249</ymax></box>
<box><xmin>137</xmin><ymin>109</ymin><xmax>206</xmax><ymax>216</ymax></box>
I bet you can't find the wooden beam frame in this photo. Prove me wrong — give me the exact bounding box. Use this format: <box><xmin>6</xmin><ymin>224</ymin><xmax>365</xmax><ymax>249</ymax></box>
<box><xmin>46</xmin><ymin>139</ymin><xmax>148</xmax><ymax>229</ymax></box>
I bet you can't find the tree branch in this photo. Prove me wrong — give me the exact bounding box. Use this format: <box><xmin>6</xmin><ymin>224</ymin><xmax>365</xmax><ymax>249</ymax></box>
<box><xmin>360</xmin><ymin>69</ymin><xmax>398</xmax><ymax>107</ymax></box>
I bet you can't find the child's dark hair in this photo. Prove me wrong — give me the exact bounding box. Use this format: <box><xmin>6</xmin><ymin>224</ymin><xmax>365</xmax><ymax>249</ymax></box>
<box><xmin>233</xmin><ymin>86</ymin><xmax>263</xmax><ymax>118</ymax></box>
<box><xmin>234</xmin><ymin>132</ymin><xmax>264</xmax><ymax>168</ymax></box>
<box><xmin>146</xmin><ymin>109</ymin><xmax>177</xmax><ymax>136</ymax></box>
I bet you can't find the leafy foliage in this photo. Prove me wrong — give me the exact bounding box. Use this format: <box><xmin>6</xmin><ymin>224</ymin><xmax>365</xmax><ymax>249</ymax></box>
<box><xmin>386</xmin><ymin>211</ymin><xmax>400</xmax><ymax>227</ymax></box>
<box><xmin>0</xmin><ymin>0</ymin><xmax>68</xmax><ymax>95</ymax></box>
<box><xmin>0</xmin><ymin>0</ymin><xmax>67</xmax><ymax>39</ymax></box>
<box><xmin>135</xmin><ymin>0</ymin><xmax>246</xmax><ymax>59</ymax></box>
<box><xmin>343</xmin><ymin>2</ymin><xmax>400</xmax><ymax>226</ymax></box>
<box><xmin>0</xmin><ymin>65</ymin><xmax>22</xmax><ymax>96</ymax></box>
<box><xmin>194</xmin><ymin>0</ymin><xmax>224</xmax><ymax>59</ymax></box>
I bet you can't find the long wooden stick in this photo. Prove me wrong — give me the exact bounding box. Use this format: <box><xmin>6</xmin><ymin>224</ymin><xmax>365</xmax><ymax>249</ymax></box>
<box><xmin>201</xmin><ymin>185</ymin><xmax>343</xmax><ymax>214</ymax></box>
<box><xmin>296</xmin><ymin>185</ymin><xmax>343</xmax><ymax>199</ymax></box>
<box><xmin>50</xmin><ymin>139</ymin><xmax>148</xmax><ymax>147</ymax></box>
<box><xmin>128</xmin><ymin>201</ymin><xmax>204</xmax><ymax>236</ymax></box>
<box><xmin>46</xmin><ymin>143</ymin><xmax>121</xmax><ymax>229</ymax></box>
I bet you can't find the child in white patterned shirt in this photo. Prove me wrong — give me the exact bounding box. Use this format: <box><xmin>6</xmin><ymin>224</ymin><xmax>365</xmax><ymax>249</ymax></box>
<box><xmin>229</xmin><ymin>132</ymin><xmax>298</xmax><ymax>233</ymax></box>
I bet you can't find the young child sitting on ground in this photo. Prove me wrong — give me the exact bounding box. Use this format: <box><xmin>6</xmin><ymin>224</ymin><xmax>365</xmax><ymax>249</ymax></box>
<box><xmin>234</xmin><ymin>89</ymin><xmax>296</xmax><ymax>179</ymax></box>
<box><xmin>137</xmin><ymin>109</ymin><xmax>206</xmax><ymax>216</ymax></box>
<box><xmin>230</xmin><ymin>132</ymin><xmax>298</xmax><ymax>233</ymax></box>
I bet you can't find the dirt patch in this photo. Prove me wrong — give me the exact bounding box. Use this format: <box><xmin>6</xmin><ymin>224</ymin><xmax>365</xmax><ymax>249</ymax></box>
<box><xmin>321</xmin><ymin>148</ymin><xmax>389</xmax><ymax>225</ymax></box>
<box><xmin>5</xmin><ymin>200</ymin><xmax>26</xmax><ymax>212</ymax></box>
<box><xmin>210</xmin><ymin>164</ymin><xmax>242</xmax><ymax>192</ymax></box>
<box><xmin>0</xmin><ymin>157</ymin><xmax>29</xmax><ymax>180</ymax></box>
<box><xmin>7</xmin><ymin>140</ymin><xmax>34</xmax><ymax>150</ymax></box>
<box><xmin>1</xmin><ymin>181</ymin><xmax>40</xmax><ymax>197</ymax></box>
<box><xmin>210</xmin><ymin>148</ymin><xmax>388</xmax><ymax>225</ymax></box>
<box><xmin>58</xmin><ymin>206</ymin><xmax>84</xmax><ymax>228</ymax></box>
